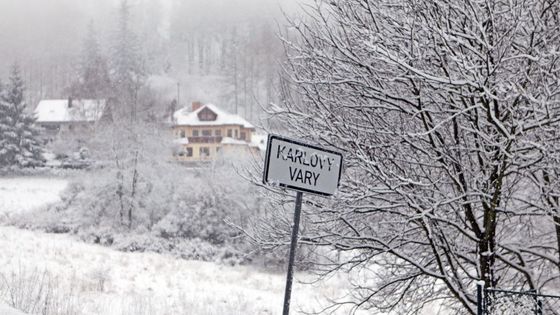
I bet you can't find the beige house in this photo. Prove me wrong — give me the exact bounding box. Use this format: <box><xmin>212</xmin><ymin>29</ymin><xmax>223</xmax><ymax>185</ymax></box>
<box><xmin>172</xmin><ymin>102</ymin><xmax>258</xmax><ymax>161</ymax></box>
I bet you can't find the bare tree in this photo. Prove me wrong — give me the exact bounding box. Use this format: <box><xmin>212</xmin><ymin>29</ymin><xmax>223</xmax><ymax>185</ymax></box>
<box><xmin>263</xmin><ymin>0</ymin><xmax>560</xmax><ymax>313</ymax></box>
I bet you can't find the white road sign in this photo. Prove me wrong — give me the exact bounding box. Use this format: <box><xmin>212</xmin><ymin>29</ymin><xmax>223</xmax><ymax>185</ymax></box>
<box><xmin>263</xmin><ymin>135</ymin><xmax>343</xmax><ymax>196</ymax></box>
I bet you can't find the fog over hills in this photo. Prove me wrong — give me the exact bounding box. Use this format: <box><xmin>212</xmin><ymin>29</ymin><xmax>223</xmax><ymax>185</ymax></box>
<box><xmin>0</xmin><ymin>0</ymin><xmax>300</xmax><ymax>118</ymax></box>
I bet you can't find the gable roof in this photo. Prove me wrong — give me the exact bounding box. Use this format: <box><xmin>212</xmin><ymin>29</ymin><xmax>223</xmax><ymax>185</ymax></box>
<box><xmin>173</xmin><ymin>104</ymin><xmax>254</xmax><ymax>129</ymax></box>
<box><xmin>34</xmin><ymin>99</ymin><xmax>107</xmax><ymax>123</ymax></box>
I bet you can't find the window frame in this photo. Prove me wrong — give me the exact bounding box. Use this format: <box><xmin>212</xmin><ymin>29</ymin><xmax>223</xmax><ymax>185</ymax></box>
<box><xmin>199</xmin><ymin>147</ymin><xmax>210</xmax><ymax>157</ymax></box>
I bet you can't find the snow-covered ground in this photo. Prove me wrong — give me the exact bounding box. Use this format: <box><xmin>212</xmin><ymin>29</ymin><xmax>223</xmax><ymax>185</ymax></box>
<box><xmin>0</xmin><ymin>304</ymin><xmax>27</xmax><ymax>315</ymax></box>
<box><xmin>0</xmin><ymin>176</ymin><xmax>351</xmax><ymax>315</ymax></box>
<box><xmin>0</xmin><ymin>177</ymin><xmax>68</xmax><ymax>217</ymax></box>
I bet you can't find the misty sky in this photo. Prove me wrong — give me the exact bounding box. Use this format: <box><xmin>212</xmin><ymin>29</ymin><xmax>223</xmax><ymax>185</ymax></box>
<box><xmin>0</xmin><ymin>0</ymin><xmax>300</xmax><ymax>76</ymax></box>
<box><xmin>0</xmin><ymin>0</ymin><xmax>111</xmax><ymax>66</ymax></box>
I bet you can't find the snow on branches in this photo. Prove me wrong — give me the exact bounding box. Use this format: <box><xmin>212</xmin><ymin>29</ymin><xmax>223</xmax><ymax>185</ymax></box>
<box><xmin>270</xmin><ymin>0</ymin><xmax>560</xmax><ymax>313</ymax></box>
<box><xmin>0</xmin><ymin>64</ymin><xmax>44</xmax><ymax>168</ymax></box>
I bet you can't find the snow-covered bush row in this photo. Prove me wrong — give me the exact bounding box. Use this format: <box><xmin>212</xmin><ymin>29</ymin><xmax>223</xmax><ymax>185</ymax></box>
<box><xmin>0</xmin><ymin>166</ymin><xmax>83</xmax><ymax>177</ymax></box>
<box><xmin>10</xmin><ymin>161</ymin><xmax>275</xmax><ymax>266</ymax></box>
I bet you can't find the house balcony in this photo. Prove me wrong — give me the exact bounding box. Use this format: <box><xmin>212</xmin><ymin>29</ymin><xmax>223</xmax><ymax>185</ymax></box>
<box><xmin>188</xmin><ymin>136</ymin><xmax>223</xmax><ymax>144</ymax></box>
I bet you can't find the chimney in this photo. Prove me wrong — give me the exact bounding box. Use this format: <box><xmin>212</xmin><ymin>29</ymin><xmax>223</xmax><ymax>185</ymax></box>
<box><xmin>192</xmin><ymin>101</ymin><xmax>203</xmax><ymax>112</ymax></box>
<box><xmin>68</xmin><ymin>97</ymin><xmax>73</xmax><ymax>108</ymax></box>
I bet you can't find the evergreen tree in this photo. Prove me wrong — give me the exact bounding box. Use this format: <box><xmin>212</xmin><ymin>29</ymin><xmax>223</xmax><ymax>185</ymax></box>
<box><xmin>73</xmin><ymin>21</ymin><xmax>111</xmax><ymax>99</ymax></box>
<box><xmin>0</xmin><ymin>64</ymin><xmax>44</xmax><ymax>168</ymax></box>
<box><xmin>0</xmin><ymin>78</ymin><xmax>16</xmax><ymax>167</ymax></box>
<box><xmin>111</xmin><ymin>0</ymin><xmax>145</xmax><ymax>119</ymax></box>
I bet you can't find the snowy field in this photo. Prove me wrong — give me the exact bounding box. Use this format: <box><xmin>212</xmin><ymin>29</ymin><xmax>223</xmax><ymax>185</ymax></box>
<box><xmin>0</xmin><ymin>177</ymin><xmax>68</xmax><ymax>218</ymax></box>
<box><xmin>0</xmin><ymin>176</ymin><xmax>352</xmax><ymax>315</ymax></box>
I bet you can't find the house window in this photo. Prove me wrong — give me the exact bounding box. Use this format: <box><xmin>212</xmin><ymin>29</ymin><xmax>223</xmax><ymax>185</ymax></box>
<box><xmin>215</xmin><ymin>129</ymin><xmax>222</xmax><ymax>137</ymax></box>
<box><xmin>234</xmin><ymin>129</ymin><xmax>239</xmax><ymax>139</ymax></box>
<box><xmin>192</xmin><ymin>129</ymin><xmax>199</xmax><ymax>136</ymax></box>
<box><xmin>200</xmin><ymin>147</ymin><xmax>210</xmax><ymax>157</ymax></box>
<box><xmin>198</xmin><ymin>108</ymin><xmax>217</xmax><ymax>121</ymax></box>
<box><xmin>227</xmin><ymin>129</ymin><xmax>232</xmax><ymax>137</ymax></box>
<box><xmin>180</xmin><ymin>130</ymin><xmax>186</xmax><ymax>138</ymax></box>
<box><xmin>240</xmin><ymin>132</ymin><xmax>246</xmax><ymax>140</ymax></box>
<box><xmin>202</xmin><ymin>129</ymin><xmax>212</xmax><ymax>136</ymax></box>
<box><xmin>185</xmin><ymin>147</ymin><xmax>193</xmax><ymax>157</ymax></box>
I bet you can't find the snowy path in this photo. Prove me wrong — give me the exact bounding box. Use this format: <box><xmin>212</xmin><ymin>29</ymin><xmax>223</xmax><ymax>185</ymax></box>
<box><xmin>0</xmin><ymin>177</ymin><xmax>343</xmax><ymax>315</ymax></box>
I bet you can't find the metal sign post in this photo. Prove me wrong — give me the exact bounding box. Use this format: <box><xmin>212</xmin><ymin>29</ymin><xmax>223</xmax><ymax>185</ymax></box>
<box><xmin>282</xmin><ymin>191</ymin><xmax>303</xmax><ymax>315</ymax></box>
<box><xmin>263</xmin><ymin>134</ymin><xmax>343</xmax><ymax>315</ymax></box>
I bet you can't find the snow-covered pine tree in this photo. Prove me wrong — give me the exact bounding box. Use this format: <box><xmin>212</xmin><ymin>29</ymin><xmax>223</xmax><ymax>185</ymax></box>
<box><xmin>0</xmin><ymin>78</ymin><xmax>17</xmax><ymax>167</ymax></box>
<box><xmin>0</xmin><ymin>64</ymin><xmax>44</xmax><ymax>168</ymax></box>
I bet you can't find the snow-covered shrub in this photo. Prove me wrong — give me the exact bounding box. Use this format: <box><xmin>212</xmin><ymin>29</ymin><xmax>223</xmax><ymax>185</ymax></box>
<box><xmin>112</xmin><ymin>233</ymin><xmax>172</xmax><ymax>253</ymax></box>
<box><xmin>0</xmin><ymin>265</ymin><xmax>81</xmax><ymax>315</ymax></box>
<box><xmin>48</xmin><ymin>136</ymin><xmax>85</xmax><ymax>160</ymax></box>
<box><xmin>88</xmin><ymin>267</ymin><xmax>111</xmax><ymax>292</ymax></box>
<box><xmin>0</xmin><ymin>166</ymin><xmax>52</xmax><ymax>177</ymax></box>
<box><xmin>77</xmin><ymin>225</ymin><xmax>116</xmax><ymax>245</ymax></box>
<box><xmin>486</xmin><ymin>294</ymin><xmax>538</xmax><ymax>315</ymax></box>
<box><xmin>15</xmin><ymin>157</ymin><xmax>264</xmax><ymax>264</ymax></box>
<box><xmin>152</xmin><ymin>196</ymin><xmax>240</xmax><ymax>245</ymax></box>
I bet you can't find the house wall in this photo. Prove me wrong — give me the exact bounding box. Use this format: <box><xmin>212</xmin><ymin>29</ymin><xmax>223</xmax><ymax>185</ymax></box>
<box><xmin>173</xmin><ymin>124</ymin><xmax>253</xmax><ymax>142</ymax></box>
<box><xmin>172</xmin><ymin>124</ymin><xmax>255</xmax><ymax>161</ymax></box>
<box><xmin>39</xmin><ymin>121</ymin><xmax>97</xmax><ymax>142</ymax></box>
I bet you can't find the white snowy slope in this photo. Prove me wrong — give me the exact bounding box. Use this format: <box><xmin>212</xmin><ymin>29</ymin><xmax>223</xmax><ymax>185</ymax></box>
<box><xmin>0</xmin><ymin>177</ymin><xmax>352</xmax><ymax>314</ymax></box>
<box><xmin>0</xmin><ymin>304</ymin><xmax>28</xmax><ymax>315</ymax></box>
<box><xmin>0</xmin><ymin>226</ymin><xmax>333</xmax><ymax>314</ymax></box>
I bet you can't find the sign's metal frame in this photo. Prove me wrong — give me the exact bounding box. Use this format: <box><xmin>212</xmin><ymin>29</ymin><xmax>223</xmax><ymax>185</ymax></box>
<box><xmin>263</xmin><ymin>134</ymin><xmax>344</xmax><ymax>196</ymax></box>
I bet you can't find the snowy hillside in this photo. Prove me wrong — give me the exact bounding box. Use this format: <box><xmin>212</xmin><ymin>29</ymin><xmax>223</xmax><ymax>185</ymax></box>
<box><xmin>0</xmin><ymin>176</ymin><xmax>351</xmax><ymax>315</ymax></box>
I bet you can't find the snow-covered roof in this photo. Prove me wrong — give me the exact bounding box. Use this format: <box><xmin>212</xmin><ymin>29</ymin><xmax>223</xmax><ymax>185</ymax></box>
<box><xmin>34</xmin><ymin>99</ymin><xmax>107</xmax><ymax>123</ymax></box>
<box><xmin>251</xmin><ymin>133</ymin><xmax>268</xmax><ymax>151</ymax></box>
<box><xmin>173</xmin><ymin>104</ymin><xmax>254</xmax><ymax>129</ymax></box>
<box><xmin>173</xmin><ymin>138</ymin><xmax>189</xmax><ymax>145</ymax></box>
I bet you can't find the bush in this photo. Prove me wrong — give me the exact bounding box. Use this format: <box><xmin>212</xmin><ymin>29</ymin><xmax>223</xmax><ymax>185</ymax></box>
<box><xmin>14</xmin><ymin>161</ymin><xmax>264</xmax><ymax>265</ymax></box>
<box><xmin>0</xmin><ymin>265</ymin><xmax>82</xmax><ymax>315</ymax></box>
